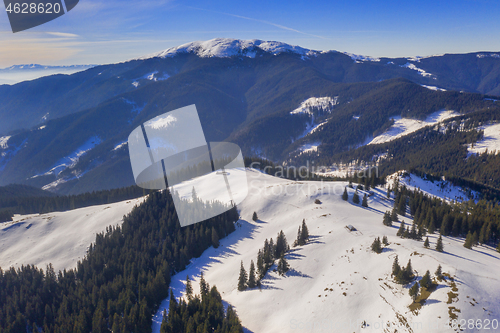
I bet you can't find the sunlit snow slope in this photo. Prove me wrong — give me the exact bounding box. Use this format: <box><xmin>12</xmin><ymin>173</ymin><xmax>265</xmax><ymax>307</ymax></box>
<box><xmin>368</xmin><ymin>110</ymin><xmax>459</xmax><ymax>145</ymax></box>
<box><xmin>153</xmin><ymin>169</ymin><xmax>500</xmax><ymax>333</ymax></box>
<box><xmin>0</xmin><ymin>197</ymin><xmax>145</xmax><ymax>272</ymax></box>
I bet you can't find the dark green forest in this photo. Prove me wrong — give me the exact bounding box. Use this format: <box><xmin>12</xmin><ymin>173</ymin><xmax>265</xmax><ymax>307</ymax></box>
<box><xmin>0</xmin><ymin>190</ymin><xmax>241</xmax><ymax>332</ymax></box>
<box><xmin>0</xmin><ymin>185</ymin><xmax>146</xmax><ymax>221</ymax></box>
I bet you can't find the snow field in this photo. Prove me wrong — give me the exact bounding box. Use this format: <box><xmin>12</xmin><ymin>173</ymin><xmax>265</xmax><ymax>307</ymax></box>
<box><xmin>153</xmin><ymin>170</ymin><xmax>500</xmax><ymax>332</ymax></box>
<box><xmin>368</xmin><ymin>110</ymin><xmax>459</xmax><ymax>146</ymax></box>
<box><xmin>0</xmin><ymin>196</ymin><xmax>146</xmax><ymax>272</ymax></box>
<box><xmin>468</xmin><ymin>123</ymin><xmax>500</xmax><ymax>155</ymax></box>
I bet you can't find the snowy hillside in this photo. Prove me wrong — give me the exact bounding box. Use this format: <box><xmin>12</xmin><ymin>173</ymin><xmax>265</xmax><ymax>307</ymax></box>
<box><xmin>468</xmin><ymin>123</ymin><xmax>500</xmax><ymax>155</ymax></box>
<box><xmin>368</xmin><ymin>110</ymin><xmax>459</xmax><ymax>145</ymax></box>
<box><xmin>386</xmin><ymin>171</ymin><xmax>478</xmax><ymax>203</ymax></box>
<box><xmin>138</xmin><ymin>38</ymin><xmax>322</xmax><ymax>59</ymax></box>
<box><xmin>152</xmin><ymin>170</ymin><xmax>500</xmax><ymax>332</ymax></box>
<box><xmin>0</xmin><ymin>196</ymin><xmax>145</xmax><ymax>272</ymax></box>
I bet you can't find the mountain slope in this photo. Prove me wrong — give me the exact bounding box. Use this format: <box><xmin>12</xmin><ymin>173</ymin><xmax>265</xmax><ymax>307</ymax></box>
<box><xmin>1</xmin><ymin>38</ymin><xmax>500</xmax><ymax>194</ymax></box>
<box><xmin>152</xmin><ymin>170</ymin><xmax>500</xmax><ymax>333</ymax></box>
<box><xmin>0</xmin><ymin>196</ymin><xmax>145</xmax><ymax>271</ymax></box>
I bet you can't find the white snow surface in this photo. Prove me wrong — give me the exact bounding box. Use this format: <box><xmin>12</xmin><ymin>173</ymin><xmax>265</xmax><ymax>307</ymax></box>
<box><xmin>0</xmin><ymin>196</ymin><xmax>146</xmax><ymax>272</ymax></box>
<box><xmin>400</xmin><ymin>63</ymin><xmax>433</xmax><ymax>77</ymax></box>
<box><xmin>342</xmin><ymin>52</ymin><xmax>381</xmax><ymax>62</ymax></box>
<box><xmin>477</xmin><ymin>53</ymin><xmax>500</xmax><ymax>59</ymax></box>
<box><xmin>152</xmin><ymin>170</ymin><xmax>500</xmax><ymax>332</ymax></box>
<box><xmin>32</xmin><ymin>136</ymin><xmax>102</xmax><ymax>179</ymax></box>
<box><xmin>421</xmin><ymin>85</ymin><xmax>446</xmax><ymax>92</ymax></box>
<box><xmin>290</xmin><ymin>97</ymin><xmax>338</xmax><ymax>116</ymax></box>
<box><xmin>468</xmin><ymin>123</ymin><xmax>500</xmax><ymax>155</ymax></box>
<box><xmin>297</xmin><ymin>142</ymin><xmax>321</xmax><ymax>155</ymax></box>
<box><xmin>386</xmin><ymin>171</ymin><xmax>478</xmax><ymax>203</ymax></box>
<box><xmin>368</xmin><ymin>110</ymin><xmax>459</xmax><ymax>145</ymax></box>
<box><xmin>138</xmin><ymin>38</ymin><xmax>320</xmax><ymax>60</ymax></box>
<box><xmin>113</xmin><ymin>141</ymin><xmax>128</xmax><ymax>151</ymax></box>
<box><xmin>0</xmin><ymin>136</ymin><xmax>10</xmax><ymax>149</ymax></box>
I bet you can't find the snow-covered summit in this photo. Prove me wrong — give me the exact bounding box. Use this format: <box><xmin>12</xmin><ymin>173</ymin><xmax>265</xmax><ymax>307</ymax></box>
<box><xmin>137</xmin><ymin>38</ymin><xmax>322</xmax><ymax>59</ymax></box>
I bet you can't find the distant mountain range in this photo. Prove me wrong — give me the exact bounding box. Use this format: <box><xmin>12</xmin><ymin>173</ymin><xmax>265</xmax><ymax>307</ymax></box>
<box><xmin>0</xmin><ymin>38</ymin><xmax>499</xmax><ymax>195</ymax></box>
<box><xmin>0</xmin><ymin>64</ymin><xmax>95</xmax><ymax>86</ymax></box>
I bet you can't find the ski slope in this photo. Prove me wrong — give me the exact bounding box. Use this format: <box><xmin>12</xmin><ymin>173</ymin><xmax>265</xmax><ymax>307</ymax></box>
<box><xmin>0</xmin><ymin>196</ymin><xmax>145</xmax><ymax>272</ymax></box>
<box><xmin>152</xmin><ymin>170</ymin><xmax>500</xmax><ymax>333</ymax></box>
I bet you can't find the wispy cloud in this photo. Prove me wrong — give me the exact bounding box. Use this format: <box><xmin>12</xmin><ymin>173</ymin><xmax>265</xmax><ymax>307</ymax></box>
<box><xmin>46</xmin><ymin>32</ymin><xmax>79</xmax><ymax>38</ymax></box>
<box><xmin>187</xmin><ymin>6</ymin><xmax>328</xmax><ymax>40</ymax></box>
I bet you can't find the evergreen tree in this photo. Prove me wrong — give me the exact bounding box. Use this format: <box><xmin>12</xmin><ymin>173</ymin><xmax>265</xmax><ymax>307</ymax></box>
<box><xmin>382</xmin><ymin>235</ymin><xmax>389</xmax><ymax>246</ymax></box>
<box><xmin>211</xmin><ymin>227</ymin><xmax>219</xmax><ymax>248</ymax></box>
<box><xmin>417</xmin><ymin>224</ymin><xmax>424</xmax><ymax>240</ymax></box>
<box><xmin>424</xmin><ymin>236</ymin><xmax>430</xmax><ymax>248</ymax></box>
<box><xmin>386</xmin><ymin>187</ymin><xmax>391</xmax><ymax>199</ymax></box>
<box><xmin>472</xmin><ymin>231</ymin><xmax>479</xmax><ymax>246</ymax></box>
<box><xmin>300</xmin><ymin>219</ymin><xmax>309</xmax><ymax>242</ymax></box>
<box><xmin>392</xmin><ymin>255</ymin><xmax>401</xmax><ymax>277</ymax></box>
<box><xmin>293</xmin><ymin>226</ymin><xmax>302</xmax><ymax>247</ymax></box>
<box><xmin>256</xmin><ymin>249</ymin><xmax>265</xmax><ymax>280</ymax></box>
<box><xmin>397</xmin><ymin>221</ymin><xmax>405</xmax><ymax>237</ymax></box>
<box><xmin>200</xmin><ymin>272</ymin><xmax>209</xmax><ymax>298</ymax></box>
<box><xmin>436</xmin><ymin>235</ymin><xmax>444</xmax><ymax>252</ymax></box>
<box><xmin>248</xmin><ymin>260</ymin><xmax>256</xmax><ymax>289</ymax></box>
<box><xmin>352</xmin><ymin>190</ymin><xmax>360</xmax><ymax>204</ymax></box>
<box><xmin>342</xmin><ymin>188</ymin><xmax>348</xmax><ymax>201</ymax></box>
<box><xmin>464</xmin><ymin>231</ymin><xmax>474</xmax><ymax>249</ymax></box>
<box><xmin>428</xmin><ymin>218</ymin><xmax>436</xmax><ymax>234</ymax></box>
<box><xmin>371</xmin><ymin>237</ymin><xmax>382</xmax><ymax>254</ymax></box>
<box><xmin>405</xmin><ymin>259</ymin><xmax>414</xmax><ymax>280</ymax></box>
<box><xmin>275</xmin><ymin>230</ymin><xmax>289</xmax><ymax>258</ymax></box>
<box><xmin>397</xmin><ymin>195</ymin><xmax>407</xmax><ymax>216</ymax></box>
<box><xmin>410</xmin><ymin>222</ymin><xmax>417</xmax><ymax>239</ymax></box>
<box><xmin>237</xmin><ymin>261</ymin><xmax>247</xmax><ymax>291</ymax></box>
<box><xmin>435</xmin><ymin>265</ymin><xmax>443</xmax><ymax>278</ymax></box>
<box><xmin>391</xmin><ymin>208</ymin><xmax>399</xmax><ymax>222</ymax></box>
<box><xmin>277</xmin><ymin>255</ymin><xmax>289</xmax><ymax>276</ymax></box>
<box><xmin>409</xmin><ymin>282</ymin><xmax>419</xmax><ymax>301</ymax></box>
<box><xmin>269</xmin><ymin>238</ymin><xmax>275</xmax><ymax>260</ymax></box>
<box><xmin>383</xmin><ymin>211</ymin><xmax>392</xmax><ymax>226</ymax></box>
<box><xmin>252</xmin><ymin>211</ymin><xmax>258</xmax><ymax>221</ymax></box>
<box><xmin>497</xmin><ymin>242</ymin><xmax>500</xmax><ymax>253</ymax></box>
<box><xmin>420</xmin><ymin>270</ymin><xmax>432</xmax><ymax>289</ymax></box>
<box><xmin>185</xmin><ymin>275</ymin><xmax>193</xmax><ymax>301</ymax></box>
<box><xmin>362</xmin><ymin>194</ymin><xmax>368</xmax><ymax>207</ymax></box>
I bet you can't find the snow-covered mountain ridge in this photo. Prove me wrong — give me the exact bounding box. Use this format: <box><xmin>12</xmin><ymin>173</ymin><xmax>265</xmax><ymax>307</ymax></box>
<box><xmin>137</xmin><ymin>38</ymin><xmax>324</xmax><ymax>59</ymax></box>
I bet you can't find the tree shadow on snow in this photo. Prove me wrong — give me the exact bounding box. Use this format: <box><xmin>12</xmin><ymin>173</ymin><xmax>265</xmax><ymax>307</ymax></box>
<box><xmin>221</xmin><ymin>300</ymin><xmax>256</xmax><ymax>333</ymax></box>
<box><xmin>305</xmin><ymin>235</ymin><xmax>325</xmax><ymax>245</ymax></box>
<box><xmin>285</xmin><ymin>267</ymin><xmax>312</xmax><ymax>279</ymax></box>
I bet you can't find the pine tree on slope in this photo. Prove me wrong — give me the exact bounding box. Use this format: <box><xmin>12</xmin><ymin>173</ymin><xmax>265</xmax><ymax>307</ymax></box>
<box><xmin>353</xmin><ymin>190</ymin><xmax>360</xmax><ymax>204</ymax></box>
<box><xmin>424</xmin><ymin>237</ymin><xmax>430</xmax><ymax>248</ymax></box>
<box><xmin>248</xmin><ymin>260</ymin><xmax>256</xmax><ymax>289</ymax></box>
<box><xmin>436</xmin><ymin>235</ymin><xmax>444</xmax><ymax>252</ymax></box>
<box><xmin>409</xmin><ymin>282</ymin><xmax>419</xmax><ymax>301</ymax></box>
<box><xmin>464</xmin><ymin>231</ymin><xmax>474</xmax><ymax>249</ymax></box>
<box><xmin>342</xmin><ymin>188</ymin><xmax>348</xmax><ymax>201</ymax></box>
<box><xmin>362</xmin><ymin>194</ymin><xmax>368</xmax><ymax>207</ymax></box>
<box><xmin>238</xmin><ymin>261</ymin><xmax>247</xmax><ymax>291</ymax></box>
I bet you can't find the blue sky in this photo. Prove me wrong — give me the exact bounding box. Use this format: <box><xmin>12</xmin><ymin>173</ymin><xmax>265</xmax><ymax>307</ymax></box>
<box><xmin>1</xmin><ymin>0</ymin><xmax>500</xmax><ymax>67</ymax></box>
